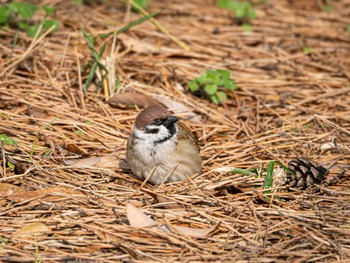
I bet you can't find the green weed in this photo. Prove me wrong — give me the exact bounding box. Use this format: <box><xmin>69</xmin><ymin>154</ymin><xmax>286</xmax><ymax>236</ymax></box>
<box><xmin>0</xmin><ymin>2</ymin><xmax>59</xmax><ymax>38</ymax></box>
<box><xmin>0</xmin><ymin>134</ymin><xmax>18</xmax><ymax>176</ymax></box>
<box><xmin>131</xmin><ymin>0</ymin><xmax>151</xmax><ymax>12</ymax></box>
<box><xmin>217</xmin><ymin>0</ymin><xmax>256</xmax><ymax>25</ymax></box>
<box><xmin>188</xmin><ymin>69</ymin><xmax>238</xmax><ymax>104</ymax></box>
<box><xmin>82</xmin><ymin>11</ymin><xmax>160</xmax><ymax>93</ymax></box>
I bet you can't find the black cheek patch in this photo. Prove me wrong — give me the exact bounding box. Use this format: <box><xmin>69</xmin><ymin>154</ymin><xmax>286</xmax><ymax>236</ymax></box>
<box><xmin>154</xmin><ymin>123</ymin><xmax>177</xmax><ymax>145</ymax></box>
<box><xmin>144</xmin><ymin>127</ymin><xmax>159</xmax><ymax>134</ymax></box>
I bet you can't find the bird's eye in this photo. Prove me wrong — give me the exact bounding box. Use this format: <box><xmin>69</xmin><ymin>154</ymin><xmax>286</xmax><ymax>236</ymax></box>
<box><xmin>153</xmin><ymin>119</ymin><xmax>162</xmax><ymax>125</ymax></box>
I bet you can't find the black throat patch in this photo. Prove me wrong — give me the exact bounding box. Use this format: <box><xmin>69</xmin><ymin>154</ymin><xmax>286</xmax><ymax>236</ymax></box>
<box><xmin>154</xmin><ymin>123</ymin><xmax>177</xmax><ymax>145</ymax></box>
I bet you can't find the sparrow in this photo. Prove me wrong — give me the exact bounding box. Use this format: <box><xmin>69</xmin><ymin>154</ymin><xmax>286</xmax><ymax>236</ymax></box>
<box><xmin>126</xmin><ymin>104</ymin><xmax>202</xmax><ymax>185</ymax></box>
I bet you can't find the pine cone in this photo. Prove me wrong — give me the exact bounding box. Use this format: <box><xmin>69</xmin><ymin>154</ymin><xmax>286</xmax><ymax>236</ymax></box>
<box><xmin>286</xmin><ymin>158</ymin><xmax>328</xmax><ymax>189</ymax></box>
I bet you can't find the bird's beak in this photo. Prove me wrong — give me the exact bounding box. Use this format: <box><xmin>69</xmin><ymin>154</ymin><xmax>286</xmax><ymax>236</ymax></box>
<box><xmin>164</xmin><ymin>115</ymin><xmax>178</xmax><ymax>127</ymax></box>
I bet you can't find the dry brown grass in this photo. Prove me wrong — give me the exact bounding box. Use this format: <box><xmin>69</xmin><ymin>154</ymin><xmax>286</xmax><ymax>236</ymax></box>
<box><xmin>0</xmin><ymin>0</ymin><xmax>350</xmax><ymax>262</ymax></box>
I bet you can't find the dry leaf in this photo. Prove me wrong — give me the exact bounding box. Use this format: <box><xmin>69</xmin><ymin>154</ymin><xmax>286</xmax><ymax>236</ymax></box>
<box><xmin>119</xmin><ymin>35</ymin><xmax>181</xmax><ymax>55</ymax></box>
<box><xmin>12</xmin><ymin>222</ymin><xmax>50</xmax><ymax>238</ymax></box>
<box><xmin>65</xmin><ymin>143</ymin><xmax>88</xmax><ymax>155</ymax></box>
<box><xmin>95</xmin><ymin>155</ymin><xmax>119</xmax><ymax>168</ymax></box>
<box><xmin>108</xmin><ymin>92</ymin><xmax>164</xmax><ymax>109</ymax></box>
<box><xmin>27</xmin><ymin>106</ymin><xmax>54</xmax><ymax>120</ymax></box>
<box><xmin>126</xmin><ymin>203</ymin><xmax>157</xmax><ymax>228</ymax></box>
<box><xmin>0</xmin><ymin>183</ymin><xmax>82</xmax><ymax>204</ymax></box>
<box><xmin>156</xmin><ymin>195</ymin><xmax>183</xmax><ymax>209</ymax></box>
<box><xmin>85</xmin><ymin>225</ymin><xmax>120</xmax><ymax>242</ymax></box>
<box><xmin>65</xmin><ymin>155</ymin><xmax>118</xmax><ymax>169</ymax></box>
<box><xmin>172</xmin><ymin>225</ymin><xmax>216</xmax><ymax>238</ymax></box>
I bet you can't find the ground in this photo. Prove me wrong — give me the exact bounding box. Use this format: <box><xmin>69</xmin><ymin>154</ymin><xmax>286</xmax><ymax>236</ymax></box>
<box><xmin>0</xmin><ymin>0</ymin><xmax>350</xmax><ymax>262</ymax></box>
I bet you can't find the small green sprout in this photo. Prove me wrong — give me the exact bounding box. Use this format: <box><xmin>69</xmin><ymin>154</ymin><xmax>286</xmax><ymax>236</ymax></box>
<box><xmin>231</xmin><ymin>160</ymin><xmax>292</xmax><ymax>202</ymax></box>
<box><xmin>303</xmin><ymin>47</ymin><xmax>314</xmax><ymax>54</ymax></box>
<box><xmin>217</xmin><ymin>0</ymin><xmax>256</xmax><ymax>24</ymax></box>
<box><xmin>346</xmin><ymin>24</ymin><xmax>350</xmax><ymax>32</ymax></box>
<box><xmin>188</xmin><ymin>69</ymin><xmax>238</xmax><ymax>104</ymax></box>
<box><xmin>0</xmin><ymin>134</ymin><xmax>17</xmax><ymax>175</ymax></box>
<box><xmin>0</xmin><ymin>2</ymin><xmax>59</xmax><ymax>38</ymax></box>
<box><xmin>323</xmin><ymin>0</ymin><xmax>333</xmax><ymax>12</ymax></box>
<box><xmin>75</xmin><ymin>129</ymin><xmax>85</xmax><ymax>136</ymax></box>
<box><xmin>0</xmin><ymin>134</ymin><xmax>18</xmax><ymax>146</ymax></box>
<box><xmin>0</xmin><ymin>236</ymin><xmax>9</xmax><ymax>247</ymax></box>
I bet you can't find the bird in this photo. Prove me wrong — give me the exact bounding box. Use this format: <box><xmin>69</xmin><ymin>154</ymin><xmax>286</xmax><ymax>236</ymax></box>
<box><xmin>126</xmin><ymin>104</ymin><xmax>202</xmax><ymax>185</ymax></box>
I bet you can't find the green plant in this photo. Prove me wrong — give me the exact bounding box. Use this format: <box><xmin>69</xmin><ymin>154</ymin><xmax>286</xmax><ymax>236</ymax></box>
<box><xmin>35</xmin><ymin>242</ymin><xmax>41</xmax><ymax>263</ymax></box>
<box><xmin>188</xmin><ymin>69</ymin><xmax>238</xmax><ymax>104</ymax></box>
<box><xmin>82</xmin><ymin>11</ymin><xmax>160</xmax><ymax>93</ymax></box>
<box><xmin>232</xmin><ymin>160</ymin><xmax>293</xmax><ymax>201</ymax></box>
<box><xmin>0</xmin><ymin>2</ymin><xmax>59</xmax><ymax>38</ymax></box>
<box><xmin>303</xmin><ymin>46</ymin><xmax>314</xmax><ymax>54</ymax></box>
<box><xmin>346</xmin><ymin>24</ymin><xmax>350</xmax><ymax>32</ymax></box>
<box><xmin>131</xmin><ymin>0</ymin><xmax>151</xmax><ymax>12</ymax></box>
<box><xmin>217</xmin><ymin>0</ymin><xmax>256</xmax><ymax>23</ymax></box>
<box><xmin>0</xmin><ymin>134</ymin><xmax>18</xmax><ymax>176</ymax></box>
<box><xmin>322</xmin><ymin>0</ymin><xmax>333</xmax><ymax>12</ymax></box>
<box><xmin>0</xmin><ymin>134</ymin><xmax>18</xmax><ymax>147</ymax></box>
<box><xmin>0</xmin><ymin>236</ymin><xmax>9</xmax><ymax>247</ymax></box>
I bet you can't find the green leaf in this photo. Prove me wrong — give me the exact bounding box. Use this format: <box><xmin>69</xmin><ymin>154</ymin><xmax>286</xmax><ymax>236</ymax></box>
<box><xmin>116</xmin><ymin>11</ymin><xmax>160</xmax><ymax>35</ymax></box>
<box><xmin>217</xmin><ymin>69</ymin><xmax>231</xmax><ymax>80</ymax></box>
<box><xmin>188</xmin><ymin>80</ymin><xmax>199</xmax><ymax>92</ymax></box>
<box><xmin>0</xmin><ymin>135</ymin><xmax>18</xmax><ymax>146</ymax></box>
<box><xmin>19</xmin><ymin>21</ymin><xmax>28</xmax><ymax>30</ymax></box>
<box><xmin>216</xmin><ymin>91</ymin><xmax>227</xmax><ymax>103</ymax></box>
<box><xmin>323</xmin><ymin>3</ymin><xmax>333</xmax><ymax>12</ymax></box>
<box><xmin>72</xmin><ymin>0</ymin><xmax>83</xmax><ymax>4</ymax></box>
<box><xmin>206</xmin><ymin>69</ymin><xmax>217</xmax><ymax>79</ymax></box>
<box><xmin>99</xmin><ymin>42</ymin><xmax>107</xmax><ymax>57</ymax></box>
<box><xmin>26</xmin><ymin>24</ymin><xmax>41</xmax><ymax>38</ymax></box>
<box><xmin>246</xmin><ymin>2</ymin><xmax>256</xmax><ymax>19</ymax></box>
<box><xmin>232</xmin><ymin>168</ymin><xmax>254</xmax><ymax>175</ymax></box>
<box><xmin>75</xmin><ymin>129</ymin><xmax>85</xmax><ymax>136</ymax></box>
<box><xmin>43</xmin><ymin>20</ymin><xmax>60</xmax><ymax>33</ymax></box>
<box><xmin>303</xmin><ymin>47</ymin><xmax>314</xmax><ymax>54</ymax></box>
<box><xmin>204</xmin><ymin>84</ymin><xmax>218</xmax><ymax>95</ymax></box>
<box><xmin>42</xmin><ymin>5</ymin><xmax>55</xmax><ymax>15</ymax></box>
<box><xmin>84</xmin><ymin>61</ymin><xmax>98</xmax><ymax>91</ymax></box>
<box><xmin>43</xmin><ymin>148</ymin><xmax>52</xmax><ymax>158</ymax></box>
<box><xmin>275</xmin><ymin>160</ymin><xmax>295</xmax><ymax>177</ymax></box>
<box><xmin>0</xmin><ymin>6</ymin><xmax>10</xmax><ymax>25</ymax></box>
<box><xmin>217</xmin><ymin>0</ymin><xmax>230</xmax><ymax>8</ymax></box>
<box><xmin>264</xmin><ymin>160</ymin><xmax>275</xmax><ymax>190</ymax></box>
<box><xmin>13</xmin><ymin>2</ymin><xmax>39</xmax><ymax>20</ymax></box>
<box><xmin>197</xmin><ymin>74</ymin><xmax>211</xmax><ymax>84</ymax></box>
<box><xmin>235</xmin><ymin>5</ymin><xmax>245</xmax><ymax>18</ymax></box>
<box><xmin>347</xmin><ymin>24</ymin><xmax>350</xmax><ymax>32</ymax></box>
<box><xmin>210</xmin><ymin>94</ymin><xmax>220</xmax><ymax>104</ymax></box>
<box><xmin>82</xmin><ymin>28</ymin><xmax>95</xmax><ymax>46</ymax></box>
<box><xmin>7</xmin><ymin>161</ymin><xmax>15</xmax><ymax>170</ymax></box>
<box><xmin>228</xmin><ymin>1</ymin><xmax>239</xmax><ymax>10</ymax></box>
<box><xmin>242</xmin><ymin>23</ymin><xmax>253</xmax><ymax>32</ymax></box>
<box><xmin>131</xmin><ymin>0</ymin><xmax>151</xmax><ymax>12</ymax></box>
<box><xmin>223</xmin><ymin>78</ymin><xmax>237</xmax><ymax>90</ymax></box>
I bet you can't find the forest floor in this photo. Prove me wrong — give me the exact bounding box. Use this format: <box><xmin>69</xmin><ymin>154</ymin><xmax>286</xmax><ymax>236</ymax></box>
<box><xmin>0</xmin><ymin>0</ymin><xmax>350</xmax><ymax>262</ymax></box>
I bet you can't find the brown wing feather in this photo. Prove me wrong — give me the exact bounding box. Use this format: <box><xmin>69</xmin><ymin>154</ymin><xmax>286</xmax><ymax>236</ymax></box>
<box><xmin>177</xmin><ymin>121</ymin><xmax>201</xmax><ymax>152</ymax></box>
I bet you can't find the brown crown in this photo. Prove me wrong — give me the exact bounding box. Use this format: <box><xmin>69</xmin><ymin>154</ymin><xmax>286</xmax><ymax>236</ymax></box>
<box><xmin>135</xmin><ymin>104</ymin><xmax>169</xmax><ymax>130</ymax></box>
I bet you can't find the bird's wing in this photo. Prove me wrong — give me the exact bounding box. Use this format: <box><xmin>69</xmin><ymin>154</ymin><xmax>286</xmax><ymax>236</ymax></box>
<box><xmin>177</xmin><ymin>121</ymin><xmax>201</xmax><ymax>152</ymax></box>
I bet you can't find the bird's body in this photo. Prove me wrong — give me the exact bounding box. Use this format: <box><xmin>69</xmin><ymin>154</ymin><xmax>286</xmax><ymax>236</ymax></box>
<box><xmin>126</xmin><ymin>105</ymin><xmax>201</xmax><ymax>185</ymax></box>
